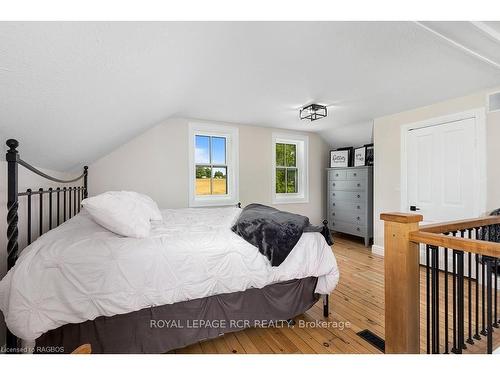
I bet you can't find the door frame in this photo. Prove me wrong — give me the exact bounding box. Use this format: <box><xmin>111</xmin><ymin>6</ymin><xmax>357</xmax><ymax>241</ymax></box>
<box><xmin>400</xmin><ymin>108</ymin><xmax>487</xmax><ymax>218</ymax></box>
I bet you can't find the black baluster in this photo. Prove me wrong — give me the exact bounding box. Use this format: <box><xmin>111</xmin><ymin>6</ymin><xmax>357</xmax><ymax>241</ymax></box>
<box><xmin>481</xmin><ymin>252</ymin><xmax>487</xmax><ymax>336</ymax></box>
<box><xmin>39</xmin><ymin>188</ymin><xmax>43</xmax><ymax>237</ymax></box>
<box><xmin>48</xmin><ymin>188</ymin><xmax>53</xmax><ymax>230</ymax></box>
<box><xmin>452</xmin><ymin>247</ymin><xmax>458</xmax><ymax>353</ymax></box>
<box><xmin>457</xmin><ymin>250</ymin><xmax>465</xmax><ymax>352</ymax></box>
<box><xmin>444</xmin><ymin>241</ymin><xmax>449</xmax><ymax>354</ymax></box>
<box><xmin>467</xmin><ymin>229</ymin><xmax>474</xmax><ymax>345</ymax></box>
<box><xmin>27</xmin><ymin>189</ymin><xmax>32</xmax><ymax>245</ymax></box>
<box><xmin>78</xmin><ymin>187</ymin><xmax>81</xmax><ymax>213</ymax></box>
<box><xmin>73</xmin><ymin>187</ymin><xmax>77</xmax><ymax>215</ymax></box>
<box><xmin>495</xmin><ymin>258</ymin><xmax>499</xmax><ymax>329</ymax></box>
<box><xmin>431</xmin><ymin>245</ymin><xmax>440</xmax><ymax>353</ymax></box>
<box><xmin>426</xmin><ymin>244</ymin><xmax>431</xmax><ymax>354</ymax></box>
<box><xmin>63</xmin><ymin>187</ymin><xmax>67</xmax><ymax>222</ymax></box>
<box><xmin>56</xmin><ymin>188</ymin><xmax>60</xmax><ymax>226</ymax></box>
<box><xmin>474</xmin><ymin>229</ymin><xmax>481</xmax><ymax>340</ymax></box>
<box><xmin>486</xmin><ymin>260</ymin><xmax>493</xmax><ymax>354</ymax></box>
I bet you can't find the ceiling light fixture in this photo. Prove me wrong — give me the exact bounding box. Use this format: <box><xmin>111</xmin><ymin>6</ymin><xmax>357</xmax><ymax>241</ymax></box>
<box><xmin>299</xmin><ymin>104</ymin><xmax>327</xmax><ymax>122</ymax></box>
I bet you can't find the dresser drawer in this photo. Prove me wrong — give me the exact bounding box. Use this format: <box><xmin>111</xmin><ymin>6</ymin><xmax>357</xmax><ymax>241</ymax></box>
<box><xmin>346</xmin><ymin>169</ymin><xmax>367</xmax><ymax>180</ymax></box>
<box><xmin>329</xmin><ymin>200</ymin><xmax>366</xmax><ymax>213</ymax></box>
<box><xmin>330</xmin><ymin>220</ymin><xmax>368</xmax><ymax>236</ymax></box>
<box><xmin>328</xmin><ymin>169</ymin><xmax>347</xmax><ymax>180</ymax></box>
<box><xmin>329</xmin><ymin>190</ymin><xmax>364</xmax><ymax>202</ymax></box>
<box><xmin>330</xmin><ymin>210</ymin><xmax>367</xmax><ymax>226</ymax></box>
<box><xmin>329</xmin><ymin>179</ymin><xmax>366</xmax><ymax>191</ymax></box>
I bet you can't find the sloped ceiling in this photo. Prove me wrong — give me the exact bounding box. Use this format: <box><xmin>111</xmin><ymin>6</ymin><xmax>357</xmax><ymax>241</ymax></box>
<box><xmin>1</xmin><ymin>21</ymin><xmax>500</xmax><ymax>171</ymax></box>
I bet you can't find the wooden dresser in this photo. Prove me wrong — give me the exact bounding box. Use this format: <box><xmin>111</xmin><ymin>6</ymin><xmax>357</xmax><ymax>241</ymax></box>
<box><xmin>326</xmin><ymin>166</ymin><xmax>373</xmax><ymax>246</ymax></box>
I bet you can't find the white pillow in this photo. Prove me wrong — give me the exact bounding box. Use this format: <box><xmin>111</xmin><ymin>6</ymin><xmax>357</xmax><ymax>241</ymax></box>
<box><xmin>81</xmin><ymin>192</ymin><xmax>152</xmax><ymax>238</ymax></box>
<box><xmin>122</xmin><ymin>191</ymin><xmax>162</xmax><ymax>221</ymax></box>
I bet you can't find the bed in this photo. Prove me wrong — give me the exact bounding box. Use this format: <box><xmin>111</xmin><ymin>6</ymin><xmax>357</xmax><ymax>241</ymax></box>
<box><xmin>1</xmin><ymin>139</ymin><xmax>339</xmax><ymax>353</ymax></box>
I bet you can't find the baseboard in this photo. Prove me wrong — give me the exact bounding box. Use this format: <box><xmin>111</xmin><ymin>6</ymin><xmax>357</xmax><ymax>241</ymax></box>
<box><xmin>371</xmin><ymin>244</ymin><xmax>384</xmax><ymax>257</ymax></box>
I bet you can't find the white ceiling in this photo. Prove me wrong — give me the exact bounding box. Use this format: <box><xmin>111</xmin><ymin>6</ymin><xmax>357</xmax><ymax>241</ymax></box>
<box><xmin>1</xmin><ymin>21</ymin><xmax>500</xmax><ymax>171</ymax></box>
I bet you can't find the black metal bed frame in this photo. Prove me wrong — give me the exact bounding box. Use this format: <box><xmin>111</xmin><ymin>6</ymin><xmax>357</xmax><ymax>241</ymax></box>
<box><xmin>5</xmin><ymin>139</ymin><xmax>88</xmax><ymax>351</ymax></box>
<box><xmin>4</xmin><ymin>138</ymin><xmax>330</xmax><ymax>353</ymax></box>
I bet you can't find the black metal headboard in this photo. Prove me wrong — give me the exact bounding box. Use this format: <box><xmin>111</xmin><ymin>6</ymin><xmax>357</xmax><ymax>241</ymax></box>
<box><xmin>5</xmin><ymin>138</ymin><xmax>88</xmax><ymax>349</ymax></box>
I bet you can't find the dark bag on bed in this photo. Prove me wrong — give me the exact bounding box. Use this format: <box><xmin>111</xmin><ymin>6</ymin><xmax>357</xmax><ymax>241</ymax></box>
<box><xmin>231</xmin><ymin>203</ymin><xmax>332</xmax><ymax>267</ymax></box>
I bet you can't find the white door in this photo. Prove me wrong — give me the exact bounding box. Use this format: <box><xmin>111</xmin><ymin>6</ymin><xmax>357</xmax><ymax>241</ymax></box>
<box><xmin>406</xmin><ymin>117</ymin><xmax>479</xmax><ymax>271</ymax></box>
<box><xmin>407</xmin><ymin>118</ymin><xmax>477</xmax><ymax>224</ymax></box>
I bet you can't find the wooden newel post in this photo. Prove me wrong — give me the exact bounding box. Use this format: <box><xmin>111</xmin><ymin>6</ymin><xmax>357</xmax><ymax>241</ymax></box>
<box><xmin>380</xmin><ymin>212</ymin><xmax>423</xmax><ymax>354</ymax></box>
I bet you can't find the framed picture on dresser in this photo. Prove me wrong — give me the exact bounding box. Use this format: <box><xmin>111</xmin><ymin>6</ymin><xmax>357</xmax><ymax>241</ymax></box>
<box><xmin>365</xmin><ymin>143</ymin><xmax>374</xmax><ymax>166</ymax></box>
<box><xmin>354</xmin><ymin>146</ymin><xmax>366</xmax><ymax>167</ymax></box>
<box><xmin>353</xmin><ymin>144</ymin><xmax>374</xmax><ymax>167</ymax></box>
<box><xmin>329</xmin><ymin>147</ymin><xmax>353</xmax><ymax>168</ymax></box>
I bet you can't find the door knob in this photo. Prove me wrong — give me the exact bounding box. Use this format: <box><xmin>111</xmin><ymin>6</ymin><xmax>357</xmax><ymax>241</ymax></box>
<box><xmin>410</xmin><ymin>205</ymin><xmax>421</xmax><ymax>211</ymax></box>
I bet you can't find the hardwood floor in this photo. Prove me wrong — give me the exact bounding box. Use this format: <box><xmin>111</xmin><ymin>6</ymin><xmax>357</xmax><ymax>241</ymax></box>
<box><xmin>172</xmin><ymin>235</ymin><xmax>499</xmax><ymax>354</ymax></box>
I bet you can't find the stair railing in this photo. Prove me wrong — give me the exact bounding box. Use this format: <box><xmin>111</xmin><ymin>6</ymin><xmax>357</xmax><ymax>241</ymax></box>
<box><xmin>381</xmin><ymin>213</ymin><xmax>500</xmax><ymax>354</ymax></box>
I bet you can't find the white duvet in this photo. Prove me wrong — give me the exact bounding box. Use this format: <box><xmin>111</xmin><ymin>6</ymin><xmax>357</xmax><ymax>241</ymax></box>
<box><xmin>0</xmin><ymin>207</ymin><xmax>339</xmax><ymax>341</ymax></box>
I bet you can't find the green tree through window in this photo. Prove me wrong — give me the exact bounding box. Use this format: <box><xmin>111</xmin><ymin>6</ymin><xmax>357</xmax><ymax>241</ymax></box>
<box><xmin>276</xmin><ymin>143</ymin><xmax>297</xmax><ymax>194</ymax></box>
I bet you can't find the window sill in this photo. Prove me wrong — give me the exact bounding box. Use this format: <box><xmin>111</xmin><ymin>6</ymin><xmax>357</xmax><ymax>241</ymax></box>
<box><xmin>272</xmin><ymin>196</ymin><xmax>309</xmax><ymax>205</ymax></box>
<box><xmin>189</xmin><ymin>196</ymin><xmax>238</xmax><ymax>208</ymax></box>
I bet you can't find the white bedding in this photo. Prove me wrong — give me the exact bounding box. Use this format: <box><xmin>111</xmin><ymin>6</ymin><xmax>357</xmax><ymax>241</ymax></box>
<box><xmin>0</xmin><ymin>206</ymin><xmax>339</xmax><ymax>341</ymax></box>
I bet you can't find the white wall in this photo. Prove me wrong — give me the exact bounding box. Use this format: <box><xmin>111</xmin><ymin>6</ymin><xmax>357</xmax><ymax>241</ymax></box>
<box><xmin>0</xmin><ymin>160</ymin><xmax>72</xmax><ymax>347</ymax></box>
<box><xmin>324</xmin><ymin>120</ymin><xmax>374</xmax><ymax>149</ymax></box>
<box><xmin>89</xmin><ymin>118</ymin><xmax>330</xmax><ymax>225</ymax></box>
<box><xmin>373</xmin><ymin>88</ymin><xmax>500</xmax><ymax>254</ymax></box>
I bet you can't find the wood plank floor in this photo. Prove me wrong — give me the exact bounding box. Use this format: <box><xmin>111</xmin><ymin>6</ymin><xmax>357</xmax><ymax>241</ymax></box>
<box><xmin>172</xmin><ymin>235</ymin><xmax>499</xmax><ymax>354</ymax></box>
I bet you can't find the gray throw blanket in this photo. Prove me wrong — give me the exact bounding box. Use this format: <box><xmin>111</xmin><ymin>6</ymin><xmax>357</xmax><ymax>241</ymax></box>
<box><xmin>480</xmin><ymin>208</ymin><xmax>500</xmax><ymax>243</ymax></box>
<box><xmin>231</xmin><ymin>203</ymin><xmax>333</xmax><ymax>267</ymax></box>
<box><xmin>478</xmin><ymin>208</ymin><xmax>500</xmax><ymax>270</ymax></box>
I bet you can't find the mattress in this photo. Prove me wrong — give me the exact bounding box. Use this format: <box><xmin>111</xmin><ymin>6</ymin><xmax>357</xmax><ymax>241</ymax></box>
<box><xmin>0</xmin><ymin>206</ymin><xmax>339</xmax><ymax>341</ymax></box>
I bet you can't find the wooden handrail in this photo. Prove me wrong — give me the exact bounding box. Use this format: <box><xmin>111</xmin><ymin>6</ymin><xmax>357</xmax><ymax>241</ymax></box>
<box><xmin>419</xmin><ymin>216</ymin><xmax>500</xmax><ymax>234</ymax></box>
<box><xmin>409</xmin><ymin>231</ymin><xmax>500</xmax><ymax>258</ymax></box>
<box><xmin>381</xmin><ymin>212</ymin><xmax>500</xmax><ymax>354</ymax></box>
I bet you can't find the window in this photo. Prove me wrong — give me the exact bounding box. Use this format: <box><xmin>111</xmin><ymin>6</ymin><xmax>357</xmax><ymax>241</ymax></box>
<box><xmin>272</xmin><ymin>133</ymin><xmax>308</xmax><ymax>204</ymax></box>
<box><xmin>189</xmin><ymin>123</ymin><xmax>238</xmax><ymax>207</ymax></box>
<box><xmin>195</xmin><ymin>135</ymin><xmax>228</xmax><ymax>195</ymax></box>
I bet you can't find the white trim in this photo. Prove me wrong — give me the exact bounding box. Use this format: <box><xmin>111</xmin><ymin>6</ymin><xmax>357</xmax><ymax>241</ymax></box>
<box><xmin>371</xmin><ymin>244</ymin><xmax>385</xmax><ymax>257</ymax></box>
<box><xmin>414</xmin><ymin>22</ymin><xmax>500</xmax><ymax>70</ymax></box>
<box><xmin>471</xmin><ymin>21</ymin><xmax>500</xmax><ymax>44</ymax></box>
<box><xmin>400</xmin><ymin>108</ymin><xmax>487</xmax><ymax>218</ymax></box>
<box><xmin>271</xmin><ymin>132</ymin><xmax>309</xmax><ymax>204</ymax></box>
<box><xmin>188</xmin><ymin>122</ymin><xmax>239</xmax><ymax>207</ymax></box>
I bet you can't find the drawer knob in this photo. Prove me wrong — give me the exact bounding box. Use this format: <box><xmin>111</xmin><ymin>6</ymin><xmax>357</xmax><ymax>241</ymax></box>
<box><xmin>357</xmin><ymin>183</ymin><xmax>361</xmax><ymax>187</ymax></box>
<box><xmin>353</xmin><ymin>173</ymin><xmax>357</xmax><ymax>176</ymax></box>
<box><xmin>333</xmin><ymin>193</ymin><xmax>336</xmax><ymax>196</ymax></box>
<box><xmin>332</xmin><ymin>222</ymin><xmax>335</xmax><ymax>226</ymax></box>
<box><xmin>357</xmin><ymin>216</ymin><xmax>360</xmax><ymax>220</ymax></box>
<box><xmin>332</xmin><ymin>213</ymin><xmax>335</xmax><ymax>216</ymax></box>
<box><xmin>335</xmin><ymin>173</ymin><xmax>339</xmax><ymax>177</ymax></box>
<box><xmin>357</xmin><ymin>205</ymin><xmax>360</xmax><ymax>209</ymax></box>
<box><xmin>357</xmin><ymin>194</ymin><xmax>360</xmax><ymax>198</ymax></box>
<box><xmin>333</xmin><ymin>183</ymin><xmax>336</xmax><ymax>186</ymax></box>
<box><xmin>332</xmin><ymin>203</ymin><xmax>335</xmax><ymax>206</ymax></box>
<box><xmin>357</xmin><ymin>227</ymin><xmax>360</xmax><ymax>231</ymax></box>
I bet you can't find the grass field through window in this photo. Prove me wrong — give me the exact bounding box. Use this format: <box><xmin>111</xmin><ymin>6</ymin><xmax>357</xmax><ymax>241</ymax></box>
<box><xmin>196</xmin><ymin>178</ymin><xmax>227</xmax><ymax>195</ymax></box>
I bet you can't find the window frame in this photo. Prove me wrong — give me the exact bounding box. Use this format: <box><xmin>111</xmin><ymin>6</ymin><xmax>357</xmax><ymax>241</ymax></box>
<box><xmin>272</xmin><ymin>133</ymin><xmax>309</xmax><ymax>204</ymax></box>
<box><xmin>189</xmin><ymin>122</ymin><xmax>239</xmax><ymax>207</ymax></box>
